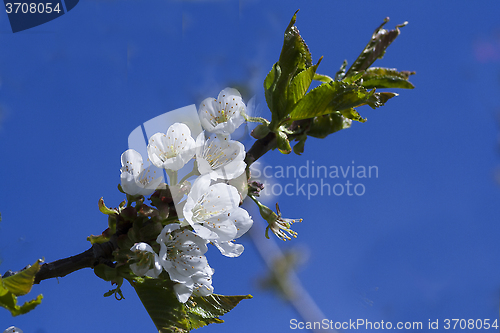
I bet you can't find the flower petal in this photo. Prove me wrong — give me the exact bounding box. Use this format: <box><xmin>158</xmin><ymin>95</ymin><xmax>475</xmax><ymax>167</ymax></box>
<box><xmin>174</xmin><ymin>282</ymin><xmax>194</xmax><ymax>303</ymax></box>
<box><xmin>194</xmin><ymin>218</ymin><xmax>237</xmax><ymax>242</ymax></box>
<box><xmin>130</xmin><ymin>262</ymin><xmax>149</xmax><ymax>277</ymax></box>
<box><xmin>229</xmin><ymin>207</ymin><xmax>253</xmax><ymax>239</ymax></box>
<box><xmin>147</xmin><ymin>123</ymin><xmax>196</xmax><ymax>171</ymax></box>
<box><xmin>120</xmin><ymin>149</ymin><xmax>162</xmax><ymax>196</ymax></box>
<box><xmin>184</xmin><ymin>178</ymin><xmax>239</xmax><ymax>227</ymax></box>
<box><xmin>121</xmin><ymin>149</ymin><xmax>143</xmax><ymax>177</ymax></box>
<box><xmin>198</xmin><ymin>88</ymin><xmax>246</xmax><ymax>135</ymax></box>
<box><xmin>196</xmin><ymin>134</ymin><xmax>246</xmax><ymax>180</ymax></box>
<box><xmin>212</xmin><ymin>240</ymin><xmax>244</xmax><ymax>258</ymax></box>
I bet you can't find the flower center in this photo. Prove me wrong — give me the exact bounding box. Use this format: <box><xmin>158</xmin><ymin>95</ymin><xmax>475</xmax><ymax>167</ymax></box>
<box><xmin>137</xmin><ymin>168</ymin><xmax>156</xmax><ymax>186</ymax></box>
<box><xmin>202</xmin><ymin>141</ymin><xmax>231</xmax><ymax>170</ymax></box>
<box><xmin>133</xmin><ymin>250</ymin><xmax>152</xmax><ymax>267</ymax></box>
<box><xmin>191</xmin><ymin>193</ymin><xmax>223</xmax><ymax>222</ymax></box>
<box><xmin>160</xmin><ymin>145</ymin><xmax>178</xmax><ymax>161</ymax></box>
<box><xmin>215</xmin><ymin>109</ymin><xmax>228</xmax><ymax>123</ymax></box>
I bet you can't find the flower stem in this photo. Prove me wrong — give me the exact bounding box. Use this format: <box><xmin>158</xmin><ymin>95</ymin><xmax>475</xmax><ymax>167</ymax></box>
<box><xmin>179</xmin><ymin>160</ymin><xmax>201</xmax><ymax>184</ymax></box>
<box><xmin>166</xmin><ymin>170</ymin><xmax>178</xmax><ymax>186</ymax></box>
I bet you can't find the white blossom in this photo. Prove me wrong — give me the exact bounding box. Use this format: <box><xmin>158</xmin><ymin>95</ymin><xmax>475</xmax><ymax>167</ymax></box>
<box><xmin>120</xmin><ymin>149</ymin><xmax>163</xmax><ymax>196</ymax></box>
<box><xmin>147</xmin><ymin>123</ymin><xmax>196</xmax><ymax>171</ymax></box>
<box><xmin>173</xmin><ymin>271</ymin><xmax>214</xmax><ymax>302</ymax></box>
<box><xmin>129</xmin><ymin>242</ymin><xmax>162</xmax><ymax>278</ymax></box>
<box><xmin>211</xmin><ymin>207</ymin><xmax>252</xmax><ymax>257</ymax></box>
<box><xmin>183</xmin><ymin>175</ymin><xmax>253</xmax><ymax>243</ymax></box>
<box><xmin>156</xmin><ymin>223</ymin><xmax>213</xmax><ymax>303</ymax></box>
<box><xmin>3</xmin><ymin>327</ymin><xmax>23</xmax><ymax>333</ymax></box>
<box><xmin>198</xmin><ymin>88</ymin><xmax>246</xmax><ymax>135</ymax></box>
<box><xmin>195</xmin><ymin>133</ymin><xmax>246</xmax><ymax>181</ymax></box>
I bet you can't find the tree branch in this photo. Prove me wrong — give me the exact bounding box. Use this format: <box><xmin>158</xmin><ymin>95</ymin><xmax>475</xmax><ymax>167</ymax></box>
<box><xmin>244</xmin><ymin>132</ymin><xmax>276</xmax><ymax>166</ymax></box>
<box><xmin>34</xmin><ymin>237</ymin><xmax>117</xmax><ymax>284</ymax></box>
<box><xmin>244</xmin><ymin>119</ymin><xmax>311</xmax><ymax>168</ymax></box>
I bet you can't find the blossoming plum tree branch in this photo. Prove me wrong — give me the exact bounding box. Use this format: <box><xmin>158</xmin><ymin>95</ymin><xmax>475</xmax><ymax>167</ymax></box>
<box><xmin>0</xmin><ymin>11</ymin><xmax>414</xmax><ymax>332</ymax></box>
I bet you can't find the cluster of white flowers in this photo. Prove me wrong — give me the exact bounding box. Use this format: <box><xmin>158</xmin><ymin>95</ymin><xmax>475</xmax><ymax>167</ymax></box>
<box><xmin>121</xmin><ymin>88</ymin><xmax>252</xmax><ymax>303</ymax></box>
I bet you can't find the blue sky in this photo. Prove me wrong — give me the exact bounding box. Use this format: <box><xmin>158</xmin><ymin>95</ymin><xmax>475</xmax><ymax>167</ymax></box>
<box><xmin>1</xmin><ymin>1</ymin><xmax>500</xmax><ymax>332</ymax></box>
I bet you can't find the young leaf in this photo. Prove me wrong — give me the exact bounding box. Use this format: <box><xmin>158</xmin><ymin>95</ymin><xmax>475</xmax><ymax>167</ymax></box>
<box><xmin>293</xmin><ymin>135</ymin><xmax>307</xmax><ymax>155</ymax></box>
<box><xmin>287</xmin><ymin>57</ymin><xmax>323</xmax><ymax>108</ymax></box>
<box><xmin>346</xmin><ymin>18</ymin><xmax>407</xmax><ymax>76</ymax></box>
<box><xmin>185</xmin><ymin>294</ymin><xmax>253</xmax><ymax>330</ymax></box>
<box><xmin>365</xmin><ymin>91</ymin><xmax>398</xmax><ymax>109</ymax></box>
<box><xmin>339</xmin><ymin>108</ymin><xmax>366</xmax><ymax>123</ymax></box>
<box><xmin>267</xmin><ymin>10</ymin><xmax>314</xmax><ymax>128</ymax></box>
<box><xmin>288</xmin><ymin>81</ymin><xmax>375</xmax><ymax>121</ymax></box>
<box><xmin>335</xmin><ymin>60</ymin><xmax>348</xmax><ymax>81</ymax></box>
<box><xmin>2</xmin><ymin>260</ymin><xmax>42</xmax><ymax>296</ymax></box>
<box><xmin>0</xmin><ymin>293</ymin><xmax>43</xmax><ymax>316</ymax></box>
<box><xmin>313</xmin><ymin>73</ymin><xmax>333</xmax><ymax>83</ymax></box>
<box><xmin>361</xmin><ymin>67</ymin><xmax>415</xmax><ymax>89</ymax></box>
<box><xmin>0</xmin><ymin>259</ymin><xmax>43</xmax><ymax>316</ymax></box>
<box><xmin>278</xmin><ymin>10</ymin><xmax>312</xmax><ymax>80</ymax></box>
<box><xmin>276</xmin><ymin>130</ymin><xmax>292</xmax><ymax>154</ymax></box>
<box><xmin>307</xmin><ymin>113</ymin><xmax>350</xmax><ymax>139</ymax></box>
<box><xmin>130</xmin><ymin>278</ymin><xmax>190</xmax><ymax>333</ymax></box>
<box><xmin>342</xmin><ymin>71</ymin><xmax>364</xmax><ymax>85</ymax></box>
<box><xmin>98</xmin><ymin>197</ymin><xmax>118</xmax><ymax>215</ymax></box>
<box><xmin>130</xmin><ymin>278</ymin><xmax>252</xmax><ymax>332</ymax></box>
<box><xmin>94</xmin><ymin>263</ymin><xmax>119</xmax><ymax>282</ymax></box>
<box><xmin>263</xmin><ymin>63</ymin><xmax>281</xmax><ymax>119</ymax></box>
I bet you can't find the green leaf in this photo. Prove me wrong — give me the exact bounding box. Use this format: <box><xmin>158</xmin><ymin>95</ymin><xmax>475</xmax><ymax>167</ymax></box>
<box><xmin>287</xmin><ymin>57</ymin><xmax>323</xmax><ymax>108</ymax></box>
<box><xmin>335</xmin><ymin>59</ymin><xmax>348</xmax><ymax>81</ymax></box>
<box><xmin>307</xmin><ymin>112</ymin><xmax>350</xmax><ymax>139</ymax></box>
<box><xmin>130</xmin><ymin>278</ymin><xmax>252</xmax><ymax>332</ymax></box>
<box><xmin>278</xmin><ymin>10</ymin><xmax>312</xmax><ymax>80</ymax></box>
<box><xmin>89</xmin><ymin>198</ymin><xmax>118</xmax><ymax>244</ymax></box>
<box><xmin>267</xmin><ymin>10</ymin><xmax>314</xmax><ymax>128</ymax></box>
<box><xmin>339</xmin><ymin>108</ymin><xmax>366</xmax><ymax>123</ymax></box>
<box><xmin>2</xmin><ymin>260</ymin><xmax>43</xmax><ymax>296</ymax></box>
<box><xmin>139</xmin><ymin>220</ymin><xmax>164</xmax><ymax>243</ymax></box>
<box><xmin>361</xmin><ymin>67</ymin><xmax>415</xmax><ymax>89</ymax></box>
<box><xmin>346</xmin><ymin>18</ymin><xmax>407</xmax><ymax>76</ymax></box>
<box><xmin>263</xmin><ymin>63</ymin><xmax>281</xmax><ymax>120</ymax></box>
<box><xmin>87</xmin><ymin>226</ymin><xmax>113</xmax><ymax>244</ymax></box>
<box><xmin>0</xmin><ymin>293</ymin><xmax>43</xmax><ymax>316</ymax></box>
<box><xmin>130</xmin><ymin>278</ymin><xmax>190</xmax><ymax>332</ymax></box>
<box><xmin>313</xmin><ymin>73</ymin><xmax>333</xmax><ymax>83</ymax></box>
<box><xmin>0</xmin><ymin>259</ymin><xmax>43</xmax><ymax>316</ymax></box>
<box><xmin>288</xmin><ymin>81</ymin><xmax>376</xmax><ymax>121</ymax></box>
<box><xmin>103</xmin><ymin>282</ymin><xmax>125</xmax><ymax>300</ymax></box>
<box><xmin>292</xmin><ymin>135</ymin><xmax>307</xmax><ymax>155</ymax></box>
<box><xmin>342</xmin><ymin>71</ymin><xmax>364</xmax><ymax>85</ymax></box>
<box><xmin>185</xmin><ymin>294</ymin><xmax>253</xmax><ymax>330</ymax></box>
<box><xmin>276</xmin><ymin>130</ymin><xmax>292</xmax><ymax>154</ymax></box>
<box><xmin>251</xmin><ymin>124</ymin><xmax>271</xmax><ymax>139</ymax></box>
<box><xmin>94</xmin><ymin>263</ymin><xmax>119</xmax><ymax>282</ymax></box>
<box><xmin>366</xmin><ymin>91</ymin><xmax>398</xmax><ymax>109</ymax></box>
<box><xmin>98</xmin><ymin>197</ymin><xmax>118</xmax><ymax>215</ymax></box>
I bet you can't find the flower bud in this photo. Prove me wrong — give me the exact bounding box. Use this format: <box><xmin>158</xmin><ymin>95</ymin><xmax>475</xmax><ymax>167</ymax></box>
<box><xmin>251</xmin><ymin>124</ymin><xmax>271</xmax><ymax>139</ymax></box>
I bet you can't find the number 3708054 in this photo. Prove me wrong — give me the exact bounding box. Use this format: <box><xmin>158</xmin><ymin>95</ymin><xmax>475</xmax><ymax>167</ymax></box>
<box><xmin>5</xmin><ymin>3</ymin><xmax>62</xmax><ymax>14</ymax></box>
